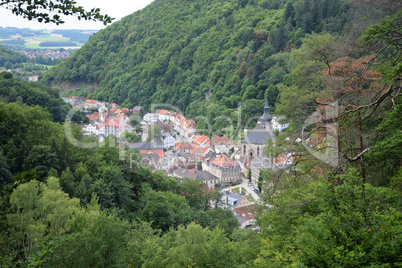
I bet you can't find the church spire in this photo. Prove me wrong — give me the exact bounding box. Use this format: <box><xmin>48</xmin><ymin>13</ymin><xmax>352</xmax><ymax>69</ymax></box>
<box><xmin>262</xmin><ymin>95</ymin><xmax>272</xmax><ymax>121</ymax></box>
<box><xmin>257</xmin><ymin>95</ymin><xmax>272</xmax><ymax>125</ymax></box>
<box><xmin>264</xmin><ymin>95</ymin><xmax>269</xmax><ymax>109</ymax></box>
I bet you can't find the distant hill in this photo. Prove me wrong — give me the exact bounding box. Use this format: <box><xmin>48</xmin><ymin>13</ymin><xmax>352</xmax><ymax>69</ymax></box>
<box><xmin>0</xmin><ymin>45</ymin><xmax>28</xmax><ymax>66</ymax></box>
<box><xmin>42</xmin><ymin>0</ymin><xmax>392</xmax><ymax>133</ymax></box>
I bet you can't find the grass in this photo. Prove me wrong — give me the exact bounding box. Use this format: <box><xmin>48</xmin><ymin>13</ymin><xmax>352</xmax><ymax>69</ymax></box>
<box><xmin>232</xmin><ymin>187</ymin><xmax>246</xmax><ymax>195</ymax></box>
<box><xmin>24</xmin><ymin>43</ymin><xmax>41</xmax><ymax>49</ymax></box>
<box><xmin>245</xmin><ymin>195</ymin><xmax>254</xmax><ymax>202</ymax></box>
<box><xmin>41</xmin><ymin>64</ymin><xmax>54</xmax><ymax>69</ymax></box>
<box><xmin>24</xmin><ymin>43</ymin><xmax>81</xmax><ymax>49</ymax></box>
<box><xmin>33</xmin><ymin>36</ymin><xmax>71</xmax><ymax>42</ymax></box>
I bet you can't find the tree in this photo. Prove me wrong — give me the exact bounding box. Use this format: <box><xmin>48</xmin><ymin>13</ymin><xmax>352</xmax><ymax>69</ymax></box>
<box><xmin>166</xmin><ymin>223</ymin><xmax>208</xmax><ymax>267</ymax></box>
<box><xmin>142</xmin><ymin>191</ymin><xmax>174</xmax><ymax>232</ymax></box>
<box><xmin>90</xmin><ymin>165</ymin><xmax>130</xmax><ymax>211</ymax></box>
<box><xmin>0</xmin><ymin>151</ymin><xmax>13</xmax><ymax>188</ymax></box>
<box><xmin>146</xmin><ymin>124</ymin><xmax>162</xmax><ymax>142</ymax></box>
<box><xmin>164</xmin><ymin>191</ymin><xmax>194</xmax><ymax>229</ymax></box>
<box><xmin>121</xmin><ymin>130</ymin><xmax>141</xmax><ymax>143</ymax></box>
<box><xmin>22</xmin><ymin>145</ymin><xmax>59</xmax><ymax>181</ymax></box>
<box><xmin>195</xmin><ymin>208</ymin><xmax>239</xmax><ymax>234</ymax></box>
<box><xmin>7</xmin><ymin>177</ymin><xmax>81</xmax><ymax>260</ymax></box>
<box><xmin>366</xmin><ymin>103</ymin><xmax>402</xmax><ymax>182</ymax></box>
<box><xmin>0</xmin><ymin>0</ymin><xmax>113</xmax><ymax>25</ymax></box>
<box><xmin>294</xmin><ymin>170</ymin><xmax>402</xmax><ymax>267</ymax></box>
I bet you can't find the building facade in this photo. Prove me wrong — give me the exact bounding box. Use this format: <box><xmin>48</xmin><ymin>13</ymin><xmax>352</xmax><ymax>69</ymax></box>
<box><xmin>209</xmin><ymin>154</ymin><xmax>241</xmax><ymax>187</ymax></box>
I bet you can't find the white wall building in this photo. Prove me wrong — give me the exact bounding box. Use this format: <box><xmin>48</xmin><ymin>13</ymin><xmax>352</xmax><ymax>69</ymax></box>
<box><xmin>143</xmin><ymin>113</ymin><xmax>158</xmax><ymax>124</ymax></box>
<box><xmin>272</xmin><ymin>116</ymin><xmax>290</xmax><ymax>132</ymax></box>
<box><xmin>163</xmin><ymin>134</ymin><xmax>175</xmax><ymax>149</ymax></box>
<box><xmin>83</xmin><ymin>124</ymin><xmax>97</xmax><ymax>135</ymax></box>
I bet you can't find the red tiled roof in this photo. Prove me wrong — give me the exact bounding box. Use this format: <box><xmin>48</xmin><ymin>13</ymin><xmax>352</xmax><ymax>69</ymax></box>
<box><xmin>200</xmin><ymin>145</ymin><xmax>209</xmax><ymax>154</ymax></box>
<box><xmin>109</xmin><ymin>108</ymin><xmax>121</xmax><ymax>113</ymax></box>
<box><xmin>275</xmin><ymin>153</ymin><xmax>295</xmax><ymax>165</ymax></box>
<box><xmin>85</xmin><ymin>99</ymin><xmax>98</xmax><ymax>103</ymax></box>
<box><xmin>175</xmin><ymin>142</ymin><xmax>195</xmax><ymax>151</ymax></box>
<box><xmin>211</xmin><ymin>154</ymin><xmax>239</xmax><ymax>167</ymax></box>
<box><xmin>86</xmin><ymin>112</ymin><xmax>100</xmax><ymax>121</ymax></box>
<box><xmin>139</xmin><ymin>149</ymin><xmax>164</xmax><ymax>158</ymax></box>
<box><xmin>191</xmin><ymin>145</ymin><xmax>199</xmax><ymax>154</ymax></box>
<box><xmin>234</xmin><ymin>205</ymin><xmax>255</xmax><ymax>220</ymax></box>
<box><xmin>198</xmin><ymin>145</ymin><xmax>210</xmax><ymax>159</ymax></box>
<box><xmin>211</xmin><ymin>136</ymin><xmax>234</xmax><ymax>146</ymax></box>
<box><xmin>193</xmin><ymin>135</ymin><xmax>208</xmax><ymax>144</ymax></box>
<box><xmin>159</xmin><ymin>109</ymin><xmax>168</xmax><ymax>115</ymax></box>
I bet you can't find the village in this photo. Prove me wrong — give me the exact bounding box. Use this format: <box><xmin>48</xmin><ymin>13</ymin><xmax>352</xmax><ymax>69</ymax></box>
<box><xmin>62</xmin><ymin>95</ymin><xmax>293</xmax><ymax>229</ymax></box>
<box><xmin>18</xmin><ymin>49</ymin><xmax>71</xmax><ymax>60</ymax></box>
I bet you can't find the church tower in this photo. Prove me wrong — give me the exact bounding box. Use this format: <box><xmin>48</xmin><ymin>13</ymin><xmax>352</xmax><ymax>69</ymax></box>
<box><xmin>257</xmin><ymin>96</ymin><xmax>273</xmax><ymax>136</ymax></box>
<box><xmin>241</xmin><ymin>96</ymin><xmax>274</xmax><ymax>158</ymax></box>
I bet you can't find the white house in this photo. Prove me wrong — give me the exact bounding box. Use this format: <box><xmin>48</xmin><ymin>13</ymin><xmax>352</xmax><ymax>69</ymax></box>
<box><xmin>163</xmin><ymin>134</ymin><xmax>175</xmax><ymax>149</ymax></box>
<box><xmin>157</xmin><ymin>109</ymin><xmax>170</xmax><ymax>121</ymax></box>
<box><xmin>215</xmin><ymin>144</ymin><xmax>230</xmax><ymax>154</ymax></box>
<box><xmin>211</xmin><ymin>136</ymin><xmax>234</xmax><ymax>155</ymax></box>
<box><xmin>143</xmin><ymin>113</ymin><xmax>158</xmax><ymax>124</ymax></box>
<box><xmin>99</xmin><ymin>104</ymin><xmax>108</xmax><ymax>113</ymax></box>
<box><xmin>83</xmin><ymin>124</ymin><xmax>97</xmax><ymax>135</ymax></box>
<box><xmin>272</xmin><ymin>116</ymin><xmax>290</xmax><ymax>132</ymax></box>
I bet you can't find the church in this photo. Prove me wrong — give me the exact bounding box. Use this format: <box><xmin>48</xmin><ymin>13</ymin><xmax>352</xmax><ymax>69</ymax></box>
<box><xmin>241</xmin><ymin>97</ymin><xmax>274</xmax><ymax>158</ymax></box>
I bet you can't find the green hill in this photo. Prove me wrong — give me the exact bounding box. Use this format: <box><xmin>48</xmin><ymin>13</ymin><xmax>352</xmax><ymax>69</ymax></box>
<box><xmin>0</xmin><ymin>45</ymin><xmax>28</xmax><ymax>67</ymax></box>
<box><xmin>42</xmin><ymin>0</ymin><xmax>390</xmax><ymax>133</ymax></box>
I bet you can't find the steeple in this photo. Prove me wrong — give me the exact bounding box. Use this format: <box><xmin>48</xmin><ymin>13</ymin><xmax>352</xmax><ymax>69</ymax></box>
<box><xmin>258</xmin><ymin>96</ymin><xmax>272</xmax><ymax>125</ymax></box>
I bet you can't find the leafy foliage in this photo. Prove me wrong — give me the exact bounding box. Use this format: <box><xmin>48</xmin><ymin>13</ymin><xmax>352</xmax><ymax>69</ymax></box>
<box><xmin>0</xmin><ymin>0</ymin><xmax>113</xmax><ymax>25</ymax></box>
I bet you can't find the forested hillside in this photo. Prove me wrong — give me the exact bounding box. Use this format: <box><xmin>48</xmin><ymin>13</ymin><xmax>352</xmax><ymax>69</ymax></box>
<box><xmin>43</xmin><ymin>0</ymin><xmax>371</xmax><ymax>133</ymax></box>
<box><xmin>0</xmin><ymin>46</ymin><xmax>28</xmax><ymax>66</ymax></box>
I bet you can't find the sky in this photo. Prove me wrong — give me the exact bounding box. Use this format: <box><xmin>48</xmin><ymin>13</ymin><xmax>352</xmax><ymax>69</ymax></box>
<box><xmin>0</xmin><ymin>0</ymin><xmax>154</xmax><ymax>30</ymax></box>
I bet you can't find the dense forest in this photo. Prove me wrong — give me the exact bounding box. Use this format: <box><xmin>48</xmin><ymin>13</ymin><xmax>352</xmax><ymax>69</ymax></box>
<box><xmin>1</xmin><ymin>0</ymin><xmax>401</xmax><ymax>266</ymax></box>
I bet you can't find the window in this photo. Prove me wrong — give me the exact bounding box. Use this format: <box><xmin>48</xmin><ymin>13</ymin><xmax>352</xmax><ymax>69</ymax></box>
<box><xmin>257</xmin><ymin>147</ymin><xmax>260</xmax><ymax>156</ymax></box>
<box><xmin>243</xmin><ymin>145</ymin><xmax>246</xmax><ymax>155</ymax></box>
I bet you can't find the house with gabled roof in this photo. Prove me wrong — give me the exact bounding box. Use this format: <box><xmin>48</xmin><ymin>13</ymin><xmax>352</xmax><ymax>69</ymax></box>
<box><xmin>84</xmin><ymin>99</ymin><xmax>99</xmax><ymax>110</ymax></box>
<box><xmin>195</xmin><ymin>170</ymin><xmax>219</xmax><ymax>189</ymax></box>
<box><xmin>163</xmin><ymin>134</ymin><xmax>175</xmax><ymax>149</ymax></box>
<box><xmin>175</xmin><ymin>142</ymin><xmax>197</xmax><ymax>154</ymax></box>
<box><xmin>157</xmin><ymin>109</ymin><xmax>169</xmax><ymax>121</ymax></box>
<box><xmin>219</xmin><ymin>191</ymin><xmax>246</xmax><ymax>209</ymax></box>
<box><xmin>193</xmin><ymin>134</ymin><xmax>209</xmax><ymax>147</ymax></box>
<box><xmin>132</xmin><ymin>106</ymin><xmax>143</xmax><ymax>114</ymax></box>
<box><xmin>234</xmin><ymin>204</ymin><xmax>256</xmax><ymax>228</ymax></box>
<box><xmin>198</xmin><ymin>145</ymin><xmax>212</xmax><ymax>160</ymax></box>
<box><xmin>211</xmin><ymin>136</ymin><xmax>234</xmax><ymax>154</ymax></box>
<box><xmin>139</xmin><ymin>151</ymin><xmax>161</xmax><ymax>171</ymax></box>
